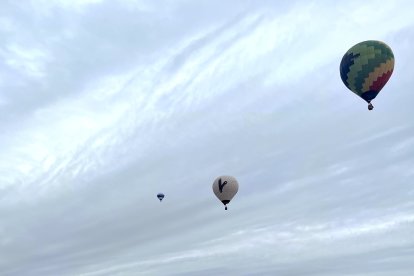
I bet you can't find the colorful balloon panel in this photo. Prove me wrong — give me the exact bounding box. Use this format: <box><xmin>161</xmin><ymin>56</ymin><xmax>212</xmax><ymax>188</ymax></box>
<box><xmin>340</xmin><ymin>40</ymin><xmax>394</xmax><ymax>103</ymax></box>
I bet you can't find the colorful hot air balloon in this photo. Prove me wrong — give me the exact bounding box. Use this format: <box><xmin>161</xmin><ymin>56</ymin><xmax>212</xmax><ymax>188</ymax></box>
<box><xmin>340</xmin><ymin>40</ymin><xmax>394</xmax><ymax>110</ymax></box>
<box><xmin>157</xmin><ymin>193</ymin><xmax>164</xmax><ymax>202</ymax></box>
<box><xmin>212</xmin><ymin>175</ymin><xmax>239</xmax><ymax>210</ymax></box>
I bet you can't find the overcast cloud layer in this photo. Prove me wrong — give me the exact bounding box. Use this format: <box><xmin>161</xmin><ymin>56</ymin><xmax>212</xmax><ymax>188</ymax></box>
<box><xmin>1</xmin><ymin>0</ymin><xmax>414</xmax><ymax>275</ymax></box>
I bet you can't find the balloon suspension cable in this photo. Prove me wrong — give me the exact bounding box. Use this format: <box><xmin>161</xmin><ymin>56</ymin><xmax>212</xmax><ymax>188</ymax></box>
<box><xmin>368</xmin><ymin>103</ymin><xmax>374</xmax><ymax>111</ymax></box>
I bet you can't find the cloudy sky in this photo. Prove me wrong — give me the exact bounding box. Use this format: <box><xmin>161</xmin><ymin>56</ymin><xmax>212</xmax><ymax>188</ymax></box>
<box><xmin>1</xmin><ymin>0</ymin><xmax>414</xmax><ymax>275</ymax></box>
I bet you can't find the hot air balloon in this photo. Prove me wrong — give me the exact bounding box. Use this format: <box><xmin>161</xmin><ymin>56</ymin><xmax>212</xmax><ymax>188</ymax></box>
<box><xmin>157</xmin><ymin>193</ymin><xmax>164</xmax><ymax>202</ymax></box>
<box><xmin>340</xmin><ymin>40</ymin><xmax>394</xmax><ymax>110</ymax></box>
<box><xmin>212</xmin><ymin>175</ymin><xmax>238</xmax><ymax>210</ymax></box>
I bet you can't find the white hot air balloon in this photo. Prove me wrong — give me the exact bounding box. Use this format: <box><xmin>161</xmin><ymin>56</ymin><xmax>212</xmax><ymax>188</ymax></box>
<box><xmin>212</xmin><ymin>175</ymin><xmax>239</xmax><ymax>210</ymax></box>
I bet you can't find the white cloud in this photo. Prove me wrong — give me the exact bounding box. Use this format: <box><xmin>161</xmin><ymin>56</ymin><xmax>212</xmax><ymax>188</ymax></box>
<box><xmin>30</xmin><ymin>0</ymin><xmax>105</xmax><ymax>13</ymax></box>
<box><xmin>3</xmin><ymin>45</ymin><xmax>50</xmax><ymax>79</ymax></box>
<box><xmin>1</xmin><ymin>0</ymin><xmax>414</xmax><ymax>275</ymax></box>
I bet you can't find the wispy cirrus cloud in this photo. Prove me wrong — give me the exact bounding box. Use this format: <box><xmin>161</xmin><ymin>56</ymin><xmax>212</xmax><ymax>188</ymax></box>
<box><xmin>1</xmin><ymin>0</ymin><xmax>414</xmax><ymax>275</ymax></box>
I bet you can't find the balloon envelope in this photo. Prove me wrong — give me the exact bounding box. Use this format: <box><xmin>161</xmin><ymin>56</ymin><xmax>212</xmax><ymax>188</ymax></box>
<box><xmin>157</xmin><ymin>193</ymin><xmax>164</xmax><ymax>201</ymax></box>
<box><xmin>340</xmin><ymin>40</ymin><xmax>394</xmax><ymax>103</ymax></box>
<box><xmin>212</xmin><ymin>175</ymin><xmax>238</xmax><ymax>209</ymax></box>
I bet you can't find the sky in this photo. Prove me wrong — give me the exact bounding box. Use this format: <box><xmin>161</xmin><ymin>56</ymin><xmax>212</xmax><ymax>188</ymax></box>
<box><xmin>1</xmin><ymin>0</ymin><xmax>414</xmax><ymax>275</ymax></box>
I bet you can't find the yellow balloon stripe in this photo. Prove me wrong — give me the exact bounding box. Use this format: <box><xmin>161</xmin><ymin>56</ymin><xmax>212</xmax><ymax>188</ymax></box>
<box><xmin>362</xmin><ymin>58</ymin><xmax>394</xmax><ymax>92</ymax></box>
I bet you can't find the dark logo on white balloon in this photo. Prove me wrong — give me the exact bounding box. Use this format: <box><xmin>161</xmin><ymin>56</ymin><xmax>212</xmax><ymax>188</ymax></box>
<box><xmin>218</xmin><ymin>178</ymin><xmax>227</xmax><ymax>193</ymax></box>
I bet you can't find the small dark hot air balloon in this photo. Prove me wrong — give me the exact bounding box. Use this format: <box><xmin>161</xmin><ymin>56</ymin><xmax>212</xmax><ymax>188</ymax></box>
<box><xmin>157</xmin><ymin>193</ymin><xmax>165</xmax><ymax>202</ymax></box>
<box><xmin>340</xmin><ymin>40</ymin><xmax>394</xmax><ymax>110</ymax></box>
